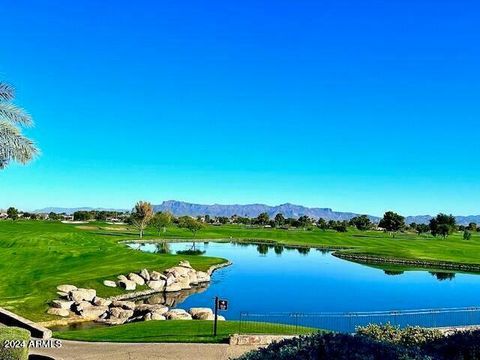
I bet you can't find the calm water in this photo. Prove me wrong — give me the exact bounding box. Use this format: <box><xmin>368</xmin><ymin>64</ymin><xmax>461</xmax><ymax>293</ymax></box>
<box><xmin>128</xmin><ymin>241</ymin><xmax>480</xmax><ymax>320</ymax></box>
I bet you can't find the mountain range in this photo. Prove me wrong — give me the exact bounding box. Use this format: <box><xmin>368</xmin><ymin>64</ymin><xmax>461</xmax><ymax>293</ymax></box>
<box><xmin>34</xmin><ymin>201</ymin><xmax>480</xmax><ymax>225</ymax></box>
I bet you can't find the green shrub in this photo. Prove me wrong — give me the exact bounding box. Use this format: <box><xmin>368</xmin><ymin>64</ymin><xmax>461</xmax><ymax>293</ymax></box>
<box><xmin>356</xmin><ymin>323</ymin><xmax>443</xmax><ymax>347</ymax></box>
<box><xmin>422</xmin><ymin>329</ymin><xmax>480</xmax><ymax>360</ymax></box>
<box><xmin>0</xmin><ymin>327</ymin><xmax>30</xmax><ymax>360</ymax></box>
<box><xmin>235</xmin><ymin>332</ymin><xmax>430</xmax><ymax>360</ymax></box>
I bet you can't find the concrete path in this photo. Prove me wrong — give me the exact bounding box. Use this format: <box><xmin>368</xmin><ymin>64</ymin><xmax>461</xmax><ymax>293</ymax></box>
<box><xmin>31</xmin><ymin>340</ymin><xmax>258</xmax><ymax>360</ymax></box>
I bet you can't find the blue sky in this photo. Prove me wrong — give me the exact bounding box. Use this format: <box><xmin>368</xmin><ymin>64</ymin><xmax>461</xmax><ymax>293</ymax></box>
<box><xmin>0</xmin><ymin>0</ymin><xmax>479</xmax><ymax>216</ymax></box>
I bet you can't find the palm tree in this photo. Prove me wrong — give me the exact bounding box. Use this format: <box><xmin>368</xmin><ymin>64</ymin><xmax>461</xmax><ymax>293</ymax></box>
<box><xmin>0</xmin><ymin>82</ymin><xmax>38</xmax><ymax>169</ymax></box>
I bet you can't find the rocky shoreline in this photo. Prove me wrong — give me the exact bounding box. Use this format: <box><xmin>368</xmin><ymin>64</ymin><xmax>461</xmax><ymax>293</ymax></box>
<box><xmin>333</xmin><ymin>252</ymin><xmax>480</xmax><ymax>272</ymax></box>
<box><xmin>44</xmin><ymin>260</ymin><xmax>230</xmax><ymax>327</ymax></box>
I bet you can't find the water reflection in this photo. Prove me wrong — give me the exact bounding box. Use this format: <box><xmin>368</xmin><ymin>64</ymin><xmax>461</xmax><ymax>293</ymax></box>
<box><xmin>155</xmin><ymin>242</ymin><xmax>170</xmax><ymax>254</ymax></box>
<box><xmin>430</xmin><ymin>272</ymin><xmax>456</xmax><ymax>281</ymax></box>
<box><xmin>257</xmin><ymin>244</ymin><xmax>269</xmax><ymax>255</ymax></box>
<box><xmin>274</xmin><ymin>245</ymin><xmax>284</xmax><ymax>255</ymax></box>
<box><xmin>297</xmin><ymin>247</ymin><xmax>310</xmax><ymax>255</ymax></box>
<box><xmin>384</xmin><ymin>270</ymin><xmax>405</xmax><ymax>276</ymax></box>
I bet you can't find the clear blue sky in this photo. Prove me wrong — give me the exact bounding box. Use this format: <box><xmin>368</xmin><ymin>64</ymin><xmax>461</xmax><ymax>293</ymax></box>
<box><xmin>1</xmin><ymin>0</ymin><xmax>479</xmax><ymax>216</ymax></box>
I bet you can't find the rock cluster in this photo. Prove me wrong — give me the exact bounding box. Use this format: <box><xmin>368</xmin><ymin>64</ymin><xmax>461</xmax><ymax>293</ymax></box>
<box><xmin>48</xmin><ymin>262</ymin><xmax>223</xmax><ymax>325</ymax></box>
<box><xmin>103</xmin><ymin>260</ymin><xmax>211</xmax><ymax>293</ymax></box>
<box><xmin>49</xmin><ymin>284</ymin><xmax>224</xmax><ymax>324</ymax></box>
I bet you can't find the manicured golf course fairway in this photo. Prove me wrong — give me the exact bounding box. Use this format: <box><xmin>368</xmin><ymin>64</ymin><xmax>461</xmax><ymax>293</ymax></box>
<box><xmin>1</xmin><ymin>219</ymin><xmax>479</xmax><ymax>325</ymax></box>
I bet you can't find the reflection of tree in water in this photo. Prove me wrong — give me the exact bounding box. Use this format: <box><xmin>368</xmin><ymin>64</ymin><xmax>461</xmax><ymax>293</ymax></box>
<box><xmin>297</xmin><ymin>247</ymin><xmax>310</xmax><ymax>255</ymax></box>
<box><xmin>257</xmin><ymin>244</ymin><xmax>269</xmax><ymax>255</ymax></box>
<box><xmin>316</xmin><ymin>248</ymin><xmax>330</xmax><ymax>255</ymax></box>
<box><xmin>274</xmin><ymin>245</ymin><xmax>284</xmax><ymax>255</ymax></box>
<box><xmin>155</xmin><ymin>242</ymin><xmax>170</xmax><ymax>254</ymax></box>
<box><xmin>384</xmin><ymin>270</ymin><xmax>404</xmax><ymax>276</ymax></box>
<box><xmin>429</xmin><ymin>272</ymin><xmax>456</xmax><ymax>281</ymax></box>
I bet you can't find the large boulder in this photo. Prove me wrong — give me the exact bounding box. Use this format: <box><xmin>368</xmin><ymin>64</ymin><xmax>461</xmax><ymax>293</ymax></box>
<box><xmin>146</xmin><ymin>294</ymin><xmax>165</xmax><ymax>305</ymax></box>
<box><xmin>165</xmin><ymin>273</ymin><xmax>176</xmax><ymax>286</ymax></box>
<box><xmin>51</xmin><ymin>299</ymin><xmax>74</xmax><ymax>310</ymax></box>
<box><xmin>80</xmin><ymin>305</ymin><xmax>108</xmax><ymax>320</ymax></box>
<box><xmin>93</xmin><ymin>297</ymin><xmax>112</xmax><ymax>307</ymax></box>
<box><xmin>164</xmin><ymin>309</ymin><xmax>192</xmax><ymax>320</ymax></box>
<box><xmin>196</xmin><ymin>271</ymin><xmax>211</xmax><ymax>283</ymax></box>
<box><xmin>111</xmin><ymin>300</ymin><xmax>136</xmax><ymax>310</ymax></box>
<box><xmin>128</xmin><ymin>273</ymin><xmax>145</xmax><ymax>286</ymax></box>
<box><xmin>57</xmin><ymin>284</ymin><xmax>77</xmax><ymax>293</ymax></box>
<box><xmin>103</xmin><ymin>280</ymin><xmax>117</xmax><ymax>288</ymax></box>
<box><xmin>136</xmin><ymin>304</ymin><xmax>168</xmax><ymax>314</ymax></box>
<box><xmin>166</xmin><ymin>266</ymin><xmax>190</xmax><ymax>277</ymax></box>
<box><xmin>69</xmin><ymin>288</ymin><xmax>96</xmax><ymax>303</ymax></box>
<box><xmin>150</xmin><ymin>271</ymin><xmax>166</xmax><ymax>281</ymax></box>
<box><xmin>151</xmin><ymin>312</ymin><xmax>167</xmax><ymax>320</ymax></box>
<box><xmin>96</xmin><ymin>317</ymin><xmax>127</xmax><ymax>325</ymax></box>
<box><xmin>165</xmin><ymin>283</ymin><xmax>182</xmax><ymax>292</ymax></box>
<box><xmin>72</xmin><ymin>301</ymin><xmax>93</xmax><ymax>313</ymax></box>
<box><xmin>110</xmin><ymin>307</ymin><xmax>134</xmax><ymax>319</ymax></box>
<box><xmin>147</xmin><ymin>280</ymin><xmax>166</xmax><ymax>291</ymax></box>
<box><xmin>189</xmin><ymin>308</ymin><xmax>214</xmax><ymax>320</ymax></box>
<box><xmin>47</xmin><ymin>308</ymin><xmax>70</xmax><ymax>317</ymax></box>
<box><xmin>139</xmin><ymin>269</ymin><xmax>150</xmax><ymax>282</ymax></box>
<box><xmin>117</xmin><ymin>274</ymin><xmax>128</xmax><ymax>281</ymax></box>
<box><xmin>188</xmin><ymin>270</ymin><xmax>198</xmax><ymax>285</ymax></box>
<box><xmin>118</xmin><ymin>279</ymin><xmax>136</xmax><ymax>291</ymax></box>
<box><xmin>175</xmin><ymin>276</ymin><xmax>192</xmax><ymax>290</ymax></box>
<box><xmin>179</xmin><ymin>260</ymin><xmax>192</xmax><ymax>269</ymax></box>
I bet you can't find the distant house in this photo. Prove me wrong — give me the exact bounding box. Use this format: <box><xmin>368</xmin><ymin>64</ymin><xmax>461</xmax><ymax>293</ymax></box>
<box><xmin>0</xmin><ymin>212</ymin><xmax>8</xmax><ymax>219</ymax></box>
<box><xmin>61</xmin><ymin>214</ymin><xmax>74</xmax><ymax>221</ymax></box>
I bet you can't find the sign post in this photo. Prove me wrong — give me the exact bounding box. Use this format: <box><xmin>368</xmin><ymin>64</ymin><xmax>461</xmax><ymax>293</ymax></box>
<box><xmin>213</xmin><ymin>297</ymin><xmax>228</xmax><ymax>337</ymax></box>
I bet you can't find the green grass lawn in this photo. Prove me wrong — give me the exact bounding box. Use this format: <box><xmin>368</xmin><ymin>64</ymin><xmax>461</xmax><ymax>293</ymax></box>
<box><xmin>0</xmin><ymin>221</ymin><xmax>225</xmax><ymax>321</ymax></box>
<box><xmin>1</xmin><ymin>220</ymin><xmax>480</xmax><ymax>325</ymax></box>
<box><xmin>53</xmin><ymin>320</ymin><xmax>317</xmax><ymax>343</ymax></box>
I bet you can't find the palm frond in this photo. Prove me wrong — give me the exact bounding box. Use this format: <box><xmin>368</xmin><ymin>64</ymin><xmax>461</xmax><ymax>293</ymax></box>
<box><xmin>0</xmin><ymin>121</ymin><xmax>39</xmax><ymax>168</ymax></box>
<box><xmin>0</xmin><ymin>83</ymin><xmax>14</xmax><ymax>101</ymax></box>
<box><xmin>0</xmin><ymin>102</ymin><xmax>33</xmax><ymax>126</ymax></box>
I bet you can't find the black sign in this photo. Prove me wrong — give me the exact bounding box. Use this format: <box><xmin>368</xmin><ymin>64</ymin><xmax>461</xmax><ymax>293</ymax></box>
<box><xmin>218</xmin><ymin>299</ymin><xmax>228</xmax><ymax>311</ymax></box>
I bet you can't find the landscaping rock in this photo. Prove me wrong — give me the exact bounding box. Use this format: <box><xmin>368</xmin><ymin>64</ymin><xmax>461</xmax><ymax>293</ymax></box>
<box><xmin>139</xmin><ymin>269</ymin><xmax>150</xmax><ymax>281</ymax></box>
<box><xmin>57</xmin><ymin>291</ymin><xmax>69</xmax><ymax>298</ymax></box>
<box><xmin>111</xmin><ymin>300</ymin><xmax>136</xmax><ymax>310</ymax></box>
<box><xmin>150</xmin><ymin>271</ymin><xmax>166</xmax><ymax>281</ymax></box>
<box><xmin>110</xmin><ymin>308</ymin><xmax>134</xmax><ymax>319</ymax></box>
<box><xmin>135</xmin><ymin>304</ymin><xmax>168</xmax><ymax>314</ymax></box>
<box><xmin>196</xmin><ymin>271</ymin><xmax>211</xmax><ymax>283</ymax></box>
<box><xmin>57</xmin><ymin>284</ymin><xmax>77</xmax><ymax>293</ymax></box>
<box><xmin>72</xmin><ymin>301</ymin><xmax>92</xmax><ymax>313</ymax></box>
<box><xmin>164</xmin><ymin>309</ymin><xmax>192</xmax><ymax>320</ymax></box>
<box><xmin>217</xmin><ymin>315</ymin><xmax>226</xmax><ymax>321</ymax></box>
<box><xmin>143</xmin><ymin>313</ymin><xmax>152</xmax><ymax>321</ymax></box>
<box><xmin>103</xmin><ymin>280</ymin><xmax>117</xmax><ymax>288</ymax></box>
<box><xmin>165</xmin><ymin>273</ymin><xmax>176</xmax><ymax>286</ymax></box>
<box><xmin>151</xmin><ymin>312</ymin><xmax>166</xmax><ymax>320</ymax></box>
<box><xmin>117</xmin><ymin>274</ymin><xmax>128</xmax><ymax>281</ymax></box>
<box><xmin>51</xmin><ymin>300</ymin><xmax>74</xmax><ymax>310</ymax></box>
<box><xmin>93</xmin><ymin>297</ymin><xmax>112</xmax><ymax>307</ymax></box>
<box><xmin>128</xmin><ymin>273</ymin><xmax>145</xmax><ymax>286</ymax></box>
<box><xmin>176</xmin><ymin>276</ymin><xmax>192</xmax><ymax>290</ymax></box>
<box><xmin>47</xmin><ymin>308</ymin><xmax>70</xmax><ymax>317</ymax></box>
<box><xmin>147</xmin><ymin>280</ymin><xmax>165</xmax><ymax>291</ymax></box>
<box><xmin>179</xmin><ymin>260</ymin><xmax>192</xmax><ymax>269</ymax></box>
<box><xmin>80</xmin><ymin>305</ymin><xmax>108</xmax><ymax>320</ymax></box>
<box><xmin>118</xmin><ymin>279</ymin><xmax>136</xmax><ymax>291</ymax></box>
<box><xmin>189</xmin><ymin>307</ymin><xmax>213</xmax><ymax>320</ymax></box>
<box><xmin>96</xmin><ymin>317</ymin><xmax>127</xmax><ymax>325</ymax></box>
<box><xmin>69</xmin><ymin>288</ymin><xmax>96</xmax><ymax>303</ymax></box>
<box><xmin>165</xmin><ymin>283</ymin><xmax>182</xmax><ymax>292</ymax></box>
<box><xmin>188</xmin><ymin>271</ymin><xmax>199</xmax><ymax>285</ymax></box>
<box><xmin>146</xmin><ymin>294</ymin><xmax>165</xmax><ymax>305</ymax></box>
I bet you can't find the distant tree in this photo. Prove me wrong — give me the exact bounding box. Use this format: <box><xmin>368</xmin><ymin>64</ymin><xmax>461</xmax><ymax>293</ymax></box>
<box><xmin>204</xmin><ymin>214</ymin><xmax>211</xmax><ymax>223</ymax></box>
<box><xmin>150</xmin><ymin>212</ymin><xmax>172</xmax><ymax>236</ymax></box>
<box><xmin>48</xmin><ymin>212</ymin><xmax>59</xmax><ymax>221</ymax></box>
<box><xmin>317</xmin><ymin>218</ymin><xmax>327</xmax><ymax>231</ymax></box>
<box><xmin>178</xmin><ymin>216</ymin><xmax>204</xmax><ymax>238</ymax></box>
<box><xmin>464</xmin><ymin>230</ymin><xmax>472</xmax><ymax>240</ymax></box>
<box><xmin>30</xmin><ymin>213</ymin><xmax>37</xmax><ymax>220</ymax></box>
<box><xmin>217</xmin><ymin>216</ymin><xmax>229</xmax><ymax>225</ymax></box>
<box><xmin>256</xmin><ymin>212</ymin><xmax>269</xmax><ymax>225</ymax></box>
<box><xmin>7</xmin><ymin>207</ymin><xmax>18</xmax><ymax>220</ymax></box>
<box><xmin>335</xmin><ymin>221</ymin><xmax>348</xmax><ymax>233</ymax></box>
<box><xmin>409</xmin><ymin>223</ymin><xmax>417</xmax><ymax>231</ymax></box>
<box><xmin>467</xmin><ymin>222</ymin><xmax>477</xmax><ymax>232</ymax></box>
<box><xmin>298</xmin><ymin>215</ymin><xmax>312</xmax><ymax>230</ymax></box>
<box><xmin>0</xmin><ymin>82</ymin><xmax>39</xmax><ymax>169</ymax></box>
<box><xmin>416</xmin><ymin>223</ymin><xmax>430</xmax><ymax>235</ymax></box>
<box><xmin>349</xmin><ymin>215</ymin><xmax>372</xmax><ymax>231</ymax></box>
<box><xmin>131</xmin><ymin>201</ymin><xmax>154</xmax><ymax>239</ymax></box>
<box><xmin>429</xmin><ymin>213</ymin><xmax>456</xmax><ymax>239</ymax></box>
<box><xmin>274</xmin><ymin>213</ymin><xmax>285</xmax><ymax>226</ymax></box>
<box><xmin>378</xmin><ymin>211</ymin><xmax>405</xmax><ymax>237</ymax></box>
<box><xmin>74</xmin><ymin>211</ymin><xmax>92</xmax><ymax>221</ymax></box>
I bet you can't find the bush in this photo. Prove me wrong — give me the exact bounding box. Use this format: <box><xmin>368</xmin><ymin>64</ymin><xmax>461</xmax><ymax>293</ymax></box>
<box><xmin>356</xmin><ymin>323</ymin><xmax>443</xmax><ymax>347</ymax></box>
<box><xmin>0</xmin><ymin>327</ymin><xmax>30</xmax><ymax>360</ymax></box>
<box><xmin>422</xmin><ymin>329</ymin><xmax>480</xmax><ymax>360</ymax></box>
<box><xmin>236</xmin><ymin>332</ymin><xmax>430</xmax><ymax>360</ymax></box>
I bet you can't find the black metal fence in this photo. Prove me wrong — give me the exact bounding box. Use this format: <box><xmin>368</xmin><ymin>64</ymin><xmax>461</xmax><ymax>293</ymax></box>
<box><xmin>238</xmin><ymin>307</ymin><xmax>480</xmax><ymax>334</ymax></box>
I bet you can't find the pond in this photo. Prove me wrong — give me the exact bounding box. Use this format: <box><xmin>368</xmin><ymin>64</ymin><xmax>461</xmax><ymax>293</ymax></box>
<box><xmin>127</xmin><ymin>241</ymin><xmax>480</xmax><ymax>321</ymax></box>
